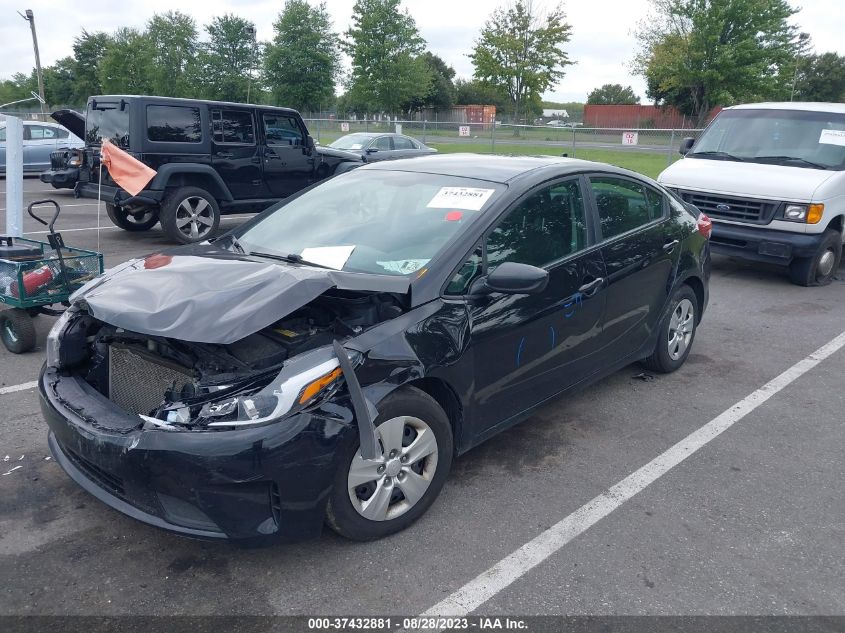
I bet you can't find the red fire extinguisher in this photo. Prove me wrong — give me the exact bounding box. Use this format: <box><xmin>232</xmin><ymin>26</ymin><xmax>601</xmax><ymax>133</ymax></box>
<box><xmin>10</xmin><ymin>264</ymin><xmax>57</xmax><ymax>298</ymax></box>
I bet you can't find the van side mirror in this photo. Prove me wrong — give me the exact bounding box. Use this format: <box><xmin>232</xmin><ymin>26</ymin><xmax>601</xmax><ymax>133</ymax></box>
<box><xmin>305</xmin><ymin>135</ymin><xmax>315</xmax><ymax>151</ymax></box>
<box><xmin>482</xmin><ymin>262</ymin><xmax>549</xmax><ymax>295</ymax></box>
<box><xmin>679</xmin><ymin>137</ymin><xmax>695</xmax><ymax>155</ymax></box>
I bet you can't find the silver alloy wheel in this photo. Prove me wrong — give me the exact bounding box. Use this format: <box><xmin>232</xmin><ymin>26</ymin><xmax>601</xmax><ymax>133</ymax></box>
<box><xmin>347</xmin><ymin>415</ymin><xmax>439</xmax><ymax>522</ymax></box>
<box><xmin>174</xmin><ymin>196</ymin><xmax>215</xmax><ymax>240</ymax></box>
<box><xmin>817</xmin><ymin>249</ymin><xmax>835</xmax><ymax>278</ymax></box>
<box><xmin>667</xmin><ymin>298</ymin><xmax>695</xmax><ymax>361</ymax></box>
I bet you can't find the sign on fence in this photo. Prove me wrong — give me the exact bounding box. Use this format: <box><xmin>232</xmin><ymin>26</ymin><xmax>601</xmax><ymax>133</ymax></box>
<box><xmin>340</xmin><ymin>122</ymin><xmax>349</xmax><ymax>132</ymax></box>
<box><xmin>622</xmin><ymin>131</ymin><xmax>639</xmax><ymax>146</ymax></box>
<box><xmin>395</xmin><ymin>123</ymin><xmax>402</xmax><ymax>135</ymax></box>
<box><xmin>458</xmin><ymin>126</ymin><xmax>471</xmax><ymax>137</ymax></box>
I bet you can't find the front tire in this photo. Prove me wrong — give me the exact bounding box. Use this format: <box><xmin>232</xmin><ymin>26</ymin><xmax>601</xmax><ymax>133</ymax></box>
<box><xmin>159</xmin><ymin>186</ymin><xmax>220</xmax><ymax>244</ymax></box>
<box><xmin>326</xmin><ymin>387</ymin><xmax>453</xmax><ymax>541</ymax></box>
<box><xmin>106</xmin><ymin>203</ymin><xmax>159</xmax><ymax>232</ymax></box>
<box><xmin>0</xmin><ymin>308</ymin><xmax>37</xmax><ymax>354</ymax></box>
<box><xmin>788</xmin><ymin>229</ymin><xmax>841</xmax><ymax>287</ymax></box>
<box><xmin>641</xmin><ymin>285</ymin><xmax>698</xmax><ymax>374</ymax></box>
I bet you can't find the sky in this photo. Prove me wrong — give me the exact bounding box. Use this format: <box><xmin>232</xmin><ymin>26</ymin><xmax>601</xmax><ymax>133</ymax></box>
<box><xmin>1</xmin><ymin>0</ymin><xmax>844</xmax><ymax>103</ymax></box>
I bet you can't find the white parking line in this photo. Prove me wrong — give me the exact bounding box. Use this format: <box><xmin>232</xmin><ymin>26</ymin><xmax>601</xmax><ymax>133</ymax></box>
<box><xmin>0</xmin><ymin>381</ymin><xmax>39</xmax><ymax>396</ymax></box>
<box><xmin>422</xmin><ymin>329</ymin><xmax>845</xmax><ymax>616</ymax></box>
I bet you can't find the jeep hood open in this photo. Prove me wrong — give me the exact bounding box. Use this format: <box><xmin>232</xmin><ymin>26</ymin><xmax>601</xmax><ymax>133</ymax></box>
<box><xmin>73</xmin><ymin>245</ymin><xmax>411</xmax><ymax>344</ymax></box>
<box><xmin>50</xmin><ymin>109</ymin><xmax>85</xmax><ymax>140</ymax></box>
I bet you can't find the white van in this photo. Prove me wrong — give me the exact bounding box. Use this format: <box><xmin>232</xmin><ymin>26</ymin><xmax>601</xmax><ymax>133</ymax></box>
<box><xmin>658</xmin><ymin>102</ymin><xmax>845</xmax><ymax>286</ymax></box>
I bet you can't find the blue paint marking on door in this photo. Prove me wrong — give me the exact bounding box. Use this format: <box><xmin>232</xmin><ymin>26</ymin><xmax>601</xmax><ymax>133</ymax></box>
<box><xmin>562</xmin><ymin>292</ymin><xmax>583</xmax><ymax>318</ymax></box>
<box><xmin>516</xmin><ymin>337</ymin><xmax>526</xmax><ymax>368</ymax></box>
<box><xmin>550</xmin><ymin>326</ymin><xmax>556</xmax><ymax>349</ymax></box>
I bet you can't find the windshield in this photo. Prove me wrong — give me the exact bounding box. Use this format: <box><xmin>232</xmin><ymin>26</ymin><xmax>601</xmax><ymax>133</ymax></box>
<box><xmin>329</xmin><ymin>134</ymin><xmax>373</xmax><ymax>151</ymax></box>
<box><xmin>237</xmin><ymin>170</ymin><xmax>503</xmax><ymax>276</ymax></box>
<box><xmin>690</xmin><ymin>108</ymin><xmax>845</xmax><ymax>170</ymax></box>
<box><xmin>86</xmin><ymin>101</ymin><xmax>130</xmax><ymax>148</ymax></box>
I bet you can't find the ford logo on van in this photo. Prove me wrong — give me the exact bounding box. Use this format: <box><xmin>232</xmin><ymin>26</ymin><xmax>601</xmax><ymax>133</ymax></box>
<box><xmin>715</xmin><ymin>203</ymin><xmax>731</xmax><ymax>212</ymax></box>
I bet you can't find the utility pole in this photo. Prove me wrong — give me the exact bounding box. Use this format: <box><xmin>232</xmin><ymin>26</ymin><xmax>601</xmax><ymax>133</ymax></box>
<box><xmin>19</xmin><ymin>9</ymin><xmax>46</xmax><ymax>114</ymax></box>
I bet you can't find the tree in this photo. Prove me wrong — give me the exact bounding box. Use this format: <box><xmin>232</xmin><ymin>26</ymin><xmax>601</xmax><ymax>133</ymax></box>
<box><xmin>43</xmin><ymin>57</ymin><xmax>78</xmax><ymax>105</ymax></box>
<box><xmin>264</xmin><ymin>0</ymin><xmax>340</xmax><ymax>111</ymax></box>
<box><xmin>197</xmin><ymin>14</ymin><xmax>258</xmax><ymax>102</ymax></box>
<box><xmin>72</xmin><ymin>30</ymin><xmax>112</xmax><ymax>102</ymax></box>
<box><xmin>407</xmin><ymin>53</ymin><xmax>457</xmax><ymax>111</ymax></box>
<box><xmin>146</xmin><ymin>11</ymin><xmax>200</xmax><ymax>97</ymax></box>
<box><xmin>470</xmin><ymin>0</ymin><xmax>572</xmax><ymax>125</ymax></box>
<box><xmin>587</xmin><ymin>83</ymin><xmax>640</xmax><ymax>105</ymax></box>
<box><xmin>454</xmin><ymin>78</ymin><xmax>509</xmax><ymax>110</ymax></box>
<box><xmin>634</xmin><ymin>0</ymin><xmax>805</xmax><ymax>125</ymax></box>
<box><xmin>793</xmin><ymin>53</ymin><xmax>845</xmax><ymax>102</ymax></box>
<box><xmin>343</xmin><ymin>0</ymin><xmax>431</xmax><ymax>114</ymax></box>
<box><xmin>98</xmin><ymin>28</ymin><xmax>155</xmax><ymax>94</ymax></box>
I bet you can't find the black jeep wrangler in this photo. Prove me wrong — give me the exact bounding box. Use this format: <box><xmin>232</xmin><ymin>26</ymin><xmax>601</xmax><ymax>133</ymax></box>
<box><xmin>74</xmin><ymin>96</ymin><xmax>361</xmax><ymax>243</ymax></box>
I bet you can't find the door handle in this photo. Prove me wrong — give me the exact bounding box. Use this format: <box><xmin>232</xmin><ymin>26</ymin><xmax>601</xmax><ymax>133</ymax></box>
<box><xmin>216</xmin><ymin>151</ymin><xmax>234</xmax><ymax>159</ymax></box>
<box><xmin>251</xmin><ymin>157</ymin><xmax>261</xmax><ymax>164</ymax></box>
<box><xmin>663</xmin><ymin>240</ymin><xmax>679</xmax><ymax>253</ymax></box>
<box><xmin>578</xmin><ymin>277</ymin><xmax>604</xmax><ymax>296</ymax></box>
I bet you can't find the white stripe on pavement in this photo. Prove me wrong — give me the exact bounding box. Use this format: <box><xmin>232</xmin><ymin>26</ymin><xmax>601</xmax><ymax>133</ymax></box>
<box><xmin>0</xmin><ymin>381</ymin><xmax>39</xmax><ymax>396</ymax></box>
<box><xmin>422</xmin><ymin>329</ymin><xmax>845</xmax><ymax>617</ymax></box>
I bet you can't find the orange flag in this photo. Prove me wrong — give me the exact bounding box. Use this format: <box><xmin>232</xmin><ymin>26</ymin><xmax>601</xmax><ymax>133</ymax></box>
<box><xmin>100</xmin><ymin>139</ymin><xmax>157</xmax><ymax>197</ymax></box>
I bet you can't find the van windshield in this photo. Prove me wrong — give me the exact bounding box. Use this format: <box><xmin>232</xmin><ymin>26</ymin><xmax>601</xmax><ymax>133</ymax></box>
<box><xmin>690</xmin><ymin>109</ymin><xmax>845</xmax><ymax>170</ymax></box>
<box><xmin>86</xmin><ymin>101</ymin><xmax>130</xmax><ymax>148</ymax></box>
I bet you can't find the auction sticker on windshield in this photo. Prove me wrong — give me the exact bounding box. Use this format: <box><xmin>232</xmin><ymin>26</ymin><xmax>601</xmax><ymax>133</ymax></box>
<box><xmin>819</xmin><ymin>129</ymin><xmax>845</xmax><ymax>146</ymax></box>
<box><xmin>427</xmin><ymin>187</ymin><xmax>495</xmax><ymax>211</ymax></box>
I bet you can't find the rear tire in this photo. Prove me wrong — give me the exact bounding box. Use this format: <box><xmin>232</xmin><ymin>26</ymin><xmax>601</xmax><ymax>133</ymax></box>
<box><xmin>159</xmin><ymin>186</ymin><xmax>220</xmax><ymax>244</ymax></box>
<box><xmin>106</xmin><ymin>203</ymin><xmax>159</xmax><ymax>232</ymax></box>
<box><xmin>326</xmin><ymin>387</ymin><xmax>453</xmax><ymax>541</ymax></box>
<box><xmin>788</xmin><ymin>229</ymin><xmax>841</xmax><ymax>287</ymax></box>
<box><xmin>0</xmin><ymin>308</ymin><xmax>37</xmax><ymax>354</ymax></box>
<box><xmin>641</xmin><ymin>285</ymin><xmax>698</xmax><ymax>374</ymax></box>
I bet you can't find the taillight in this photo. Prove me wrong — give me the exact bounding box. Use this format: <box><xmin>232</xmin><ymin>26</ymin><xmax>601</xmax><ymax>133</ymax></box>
<box><xmin>697</xmin><ymin>213</ymin><xmax>712</xmax><ymax>239</ymax></box>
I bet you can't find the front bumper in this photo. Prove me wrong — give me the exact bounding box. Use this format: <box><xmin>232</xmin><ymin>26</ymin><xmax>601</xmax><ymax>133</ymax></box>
<box><xmin>40</xmin><ymin>167</ymin><xmax>79</xmax><ymax>188</ymax></box>
<box><xmin>74</xmin><ymin>181</ymin><xmax>162</xmax><ymax>208</ymax></box>
<box><xmin>40</xmin><ymin>366</ymin><xmax>354</xmax><ymax>543</ymax></box>
<box><xmin>709</xmin><ymin>222</ymin><xmax>824</xmax><ymax>265</ymax></box>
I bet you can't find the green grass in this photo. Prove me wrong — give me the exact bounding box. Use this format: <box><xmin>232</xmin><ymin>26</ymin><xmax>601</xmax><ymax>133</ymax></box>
<box><xmin>428</xmin><ymin>141</ymin><xmax>678</xmax><ymax>180</ymax></box>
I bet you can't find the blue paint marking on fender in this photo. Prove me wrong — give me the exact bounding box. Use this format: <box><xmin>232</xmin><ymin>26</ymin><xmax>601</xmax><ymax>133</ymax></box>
<box><xmin>550</xmin><ymin>326</ymin><xmax>556</xmax><ymax>349</ymax></box>
<box><xmin>516</xmin><ymin>337</ymin><xmax>526</xmax><ymax>368</ymax></box>
<box><xmin>562</xmin><ymin>292</ymin><xmax>584</xmax><ymax>319</ymax></box>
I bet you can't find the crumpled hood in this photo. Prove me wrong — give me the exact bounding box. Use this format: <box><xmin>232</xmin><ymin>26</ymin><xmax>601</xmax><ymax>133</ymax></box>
<box><xmin>658</xmin><ymin>157</ymin><xmax>837</xmax><ymax>202</ymax></box>
<box><xmin>74</xmin><ymin>245</ymin><xmax>410</xmax><ymax>344</ymax></box>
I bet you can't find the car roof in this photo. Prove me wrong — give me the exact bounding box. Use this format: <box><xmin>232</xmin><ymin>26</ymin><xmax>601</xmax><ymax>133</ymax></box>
<box><xmin>88</xmin><ymin>95</ymin><xmax>301</xmax><ymax>115</ymax></box>
<box><xmin>361</xmin><ymin>153</ymin><xmax>628</xmax><ymax>184</ymax></box>
<box><xmin>0</xmin><ymin>120</ymin><xmax>63</xmax><ymax>128</ymax></box>
<box><xmin>726</xmin><ymin>102</ymin><xmax>845</xmax><ymax>114</ymax></box>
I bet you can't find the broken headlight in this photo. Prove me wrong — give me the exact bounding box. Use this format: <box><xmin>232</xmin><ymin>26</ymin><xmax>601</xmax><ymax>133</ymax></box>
<box><xmin>201</xmin><ymin>346</ymin><xmax>356</xmax><ymax>428</ymax></box>
<box><xmin>46</xmin><ymin>307</ymin><xmax>77</xmax><ymax>368</ymax></box>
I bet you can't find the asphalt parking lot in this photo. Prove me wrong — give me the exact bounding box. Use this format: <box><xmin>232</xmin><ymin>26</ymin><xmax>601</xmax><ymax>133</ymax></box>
<box><xmin>1</xmin><ymin>178</ymin><xmax>844</xmax><ymax>619</ymax></box>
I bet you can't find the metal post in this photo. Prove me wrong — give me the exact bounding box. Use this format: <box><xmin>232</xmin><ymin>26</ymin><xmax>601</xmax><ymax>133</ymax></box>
<box><xmin>491</xmin><ymin>117</ymin><xmax>496</xmax><ymax>153</ymax></box>
<box><xmin>20</xmin><ymin>10</ymin><xmax>46</xmax><ymax>114</ymax></box>
<box><xmin>571</xmin><ymin>126</ymin><xmax>576</xmax><ymax>158</ymax></box>
<box><xmin>667</xmin><ymin>129</ymin><xmax>676</xmax><ymax>167</ymax></box>
<box><xmin>422</xmin><ymin>119</ymin><xmax>427</xmax><ymax>144</ymax></box>
<box><xmin>5</xmin><ymin>117</ymin><xmax>24</xmax><ymax>237</ymax></box>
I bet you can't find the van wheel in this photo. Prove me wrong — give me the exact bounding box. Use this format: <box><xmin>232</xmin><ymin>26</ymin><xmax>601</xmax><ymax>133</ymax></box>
<box><xmin>788</xmin><ymin>230</ymin><xmax>841</xmax><ymax>287</ymax></box>
<box><xmin>106</xmin><ymin>203</ymin><xmax>159</xmax><ymax>232</ymax></box>
<box><xmin>159</xmin><ymin>187</ymin><xmax>220</xmax><ymax>244</ymax></box>
<box><xmin>326</xmin><ymin>387</ymin><xmax>453</xmax><ymax>541</ymax></box>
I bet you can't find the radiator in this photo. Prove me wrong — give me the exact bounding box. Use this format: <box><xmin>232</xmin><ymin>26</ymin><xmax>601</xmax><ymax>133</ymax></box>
<box><xmin>108</xmin><ymin>346</ymin><xmax>193</xmax><ymax>416</ymax></box>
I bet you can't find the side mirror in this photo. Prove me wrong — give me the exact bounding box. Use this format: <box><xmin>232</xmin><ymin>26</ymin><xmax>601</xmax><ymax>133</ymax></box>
<box><xmin>483</xmin><ymin>262</ymin><xmax>549</xmax><ymax>295</ymax></box>
<box><xmin>679</xmin><ymin>137</ymin><xmax>695</xmax><ymax>156</ymax></box>
<box><xmin>305</xmin><ymin>135</ymin><xmax>315</xmax><ymax>151</ymax></box>
<box><xmin>366</xmin><ymin>147</ymin><xmax>379</xmax><ymax>154</ymax></box>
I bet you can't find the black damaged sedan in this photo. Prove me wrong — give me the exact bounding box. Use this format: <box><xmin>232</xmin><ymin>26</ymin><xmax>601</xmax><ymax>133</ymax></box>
<box><xmin>40</xmin><ymin>154</ymin><xmax>711</xmax><ymax>543</ymax></box>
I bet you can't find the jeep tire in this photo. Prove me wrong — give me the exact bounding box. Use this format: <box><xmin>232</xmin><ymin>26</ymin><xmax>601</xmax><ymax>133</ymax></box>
<box><xmin>159</xmin><ymin>186</ymin><xmax>221</xmax><ymax>244</ymax></box>
<box><xmin>106</xmin><ymin>203</ymin><xmax>160</xmax><ymax>232</ymax></box>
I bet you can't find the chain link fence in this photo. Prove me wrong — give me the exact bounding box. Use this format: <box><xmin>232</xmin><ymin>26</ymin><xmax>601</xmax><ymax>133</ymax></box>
<box><xmin>304</xmin><ymin>118</ymin><xmax>705</xmax><ymax>167</ymax></box>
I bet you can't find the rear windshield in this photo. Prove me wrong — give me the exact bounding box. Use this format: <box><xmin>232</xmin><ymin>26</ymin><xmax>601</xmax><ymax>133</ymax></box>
<box><xmin>690</xmin><ymin>108</ymin><xmax>845</xmax><ymax>170</ymax></box>
<box><xmin>86</xmin><ymin>101</ymin><xmax>130</xmax><ymax>148</ymax></box>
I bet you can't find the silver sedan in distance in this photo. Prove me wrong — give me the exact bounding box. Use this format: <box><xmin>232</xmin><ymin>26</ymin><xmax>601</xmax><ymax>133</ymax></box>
<box><xmin>0</xmin><ymin>119</ymin><xmax>84</xmax><ymax>174</ymax></box>
<box><xmin>328</xmin><ymin>132</ymin><xmax>437</xmax><ymax>162</ymax></box>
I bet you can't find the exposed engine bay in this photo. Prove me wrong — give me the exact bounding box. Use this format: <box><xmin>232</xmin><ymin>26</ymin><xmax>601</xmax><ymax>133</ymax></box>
<box><xmin>60</xmin><ymin>290</ymin><xmax>405</xmax><ymax>429</ymax></box>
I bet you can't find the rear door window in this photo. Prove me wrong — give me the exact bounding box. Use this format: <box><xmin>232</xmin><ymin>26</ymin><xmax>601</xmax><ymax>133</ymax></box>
<box><xmin>146</xmin><ymin>105</ymin><xmax>202</xmax><ymax>143</ymax></box>
<box><xmin>212</xmin><ymin>110</ymin><xmax>255</xmax><ymax>145</ymax></box>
